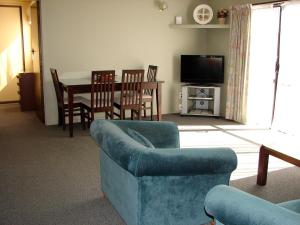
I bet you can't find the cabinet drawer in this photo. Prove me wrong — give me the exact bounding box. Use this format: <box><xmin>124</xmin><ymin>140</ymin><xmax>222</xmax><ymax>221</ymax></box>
<box><xmin>18</xmin><ymin>73</ymin><xmax>36</xmax><ymax>111</ymax></box>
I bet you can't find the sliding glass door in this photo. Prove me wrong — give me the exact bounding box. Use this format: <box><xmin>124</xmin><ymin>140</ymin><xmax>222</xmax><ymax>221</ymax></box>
<box><xmin>247</xmin><ymin>2</ymin><xmax>300</xmax><ymax>136</ymax></box>
<box><xmin>272</xmin><ymin>2</ymin><xmax>300</xmax><ymax>135</ymax></box>
<box><xmin>247</xmin><ymin>6</ymin><xmax>280</xmax><ymax>127</ymax></box>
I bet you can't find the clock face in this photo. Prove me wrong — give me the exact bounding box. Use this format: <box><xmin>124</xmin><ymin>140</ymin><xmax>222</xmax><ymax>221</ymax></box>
<box><xmin>193</xmin><ymin>4</ymin><xmax>213</xmax><ymax>25</ymax></box>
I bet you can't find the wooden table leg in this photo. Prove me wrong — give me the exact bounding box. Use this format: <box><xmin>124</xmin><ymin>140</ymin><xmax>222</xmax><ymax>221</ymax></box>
<box><xmin>156</xmin><ymin>82</ymin><xmax>162</xmax><ymax>121</ymax></box>
<box><xmin>68</xmin><ymin>88</ymin><xmax>74</xmax><ymax>137</ymax></box>
<box><xmin>257</xmin><ymin>145</ymin><xmax>270</xmax><ymax>186</ymax></box>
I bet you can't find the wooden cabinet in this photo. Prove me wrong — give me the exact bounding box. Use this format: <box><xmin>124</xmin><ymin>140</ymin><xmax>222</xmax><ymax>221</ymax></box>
<box><xmin>17</xmin><ymin>73</ymin><xmax>36</xmax><ymax>111</ymax></box>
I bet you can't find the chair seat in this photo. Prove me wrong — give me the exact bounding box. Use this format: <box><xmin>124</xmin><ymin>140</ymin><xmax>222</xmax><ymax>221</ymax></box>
<box><xmin>80</xmin><ymin>97</ymin><xmax>91</xmax><ymax>107</ymax></box>
<box><xmin>142</xmin><ymin>94</ymin><xmax>152</xmax><ymax>100</ymax></box>
<box><xmin>114</xmin><ymin>93</ymin><xmax>136</xmax><ymax>105</ymax></box>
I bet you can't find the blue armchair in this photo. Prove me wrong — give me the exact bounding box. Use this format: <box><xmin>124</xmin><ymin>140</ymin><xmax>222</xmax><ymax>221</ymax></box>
<box><xmin>205</xmin><ymin>185</ymin><xmax>300</xmax><ymax>225</ymax></box>
<box><xmin>91</xmin><ymin>120</ymin><xmax>237</xmax><ymax>225</ymax></box>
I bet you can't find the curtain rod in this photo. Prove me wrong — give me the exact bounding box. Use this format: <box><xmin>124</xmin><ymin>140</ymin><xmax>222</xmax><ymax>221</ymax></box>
<box><xmin>252</xmin><ymin>0</ymin><xmax>288</xmax><ymax>6</ymax></box>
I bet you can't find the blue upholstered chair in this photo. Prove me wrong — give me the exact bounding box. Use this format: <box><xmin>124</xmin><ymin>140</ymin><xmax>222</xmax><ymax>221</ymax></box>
<box><xmin>204</xmin><ymin>185</ymin><xmax>300</xmax><ymax>225</ymax></box>
<box><xmin>90</xmin><ymin>120</ymin><xmax>237</xmax><ymax>225</ymax></box>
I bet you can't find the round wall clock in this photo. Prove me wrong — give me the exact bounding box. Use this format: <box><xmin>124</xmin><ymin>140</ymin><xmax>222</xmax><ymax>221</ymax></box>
<box><xmin>193</xmin><ymin>4</ymin><xmax>213</xmax><ymax>25</ymax></box>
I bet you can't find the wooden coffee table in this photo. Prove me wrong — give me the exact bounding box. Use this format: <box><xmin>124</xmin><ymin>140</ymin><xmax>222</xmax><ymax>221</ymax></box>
<box><xmin>257</xmin><ymin>143</ymin><xmax>300</xmax><ymax>186</ymax></box>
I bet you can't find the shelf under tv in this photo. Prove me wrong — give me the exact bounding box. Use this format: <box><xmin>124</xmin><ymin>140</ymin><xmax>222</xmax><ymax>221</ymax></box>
<box><xmin>181</xmin><ymin>86</ymin><xmax>221</xmax><ymax>117</ymax></box>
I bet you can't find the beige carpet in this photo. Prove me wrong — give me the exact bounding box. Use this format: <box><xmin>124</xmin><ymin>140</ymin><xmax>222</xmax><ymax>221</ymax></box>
<box><xmin>0</xmin><ymin>104</ymin><xmax>299</xmax><ymax>225</ymax></box>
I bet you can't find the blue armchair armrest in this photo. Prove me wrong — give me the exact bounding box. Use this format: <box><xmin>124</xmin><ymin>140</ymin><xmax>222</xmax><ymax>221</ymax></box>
<box><xmin>205</xmin><ymin>185</ymin><xmax>300</xmax><ymax>225</ymax></box>
<box><xmin>134</xmin><ymin>147</ymin><xmax>237</xmax><ymax>177</ymax></box>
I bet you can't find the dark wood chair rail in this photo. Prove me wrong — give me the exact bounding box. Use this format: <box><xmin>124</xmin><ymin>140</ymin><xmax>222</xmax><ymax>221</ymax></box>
<box><xmin>114</xmin><ymin>70</ymin><xmax>144</xmax><ymax>120</ymax></box>
<box><xmin>142</xmin><ymin>65</ymin><xmax>158</xmax><ymax>120</ymax></box>
<box><xmin>82</xmin><ymin>71</ymin><xmax>115</xmax><ymax>123</ymax></box>
<box><xmin>51</xmin><ymin>69</ymin><xmax>86</xmax><ymax>131</ymax></box>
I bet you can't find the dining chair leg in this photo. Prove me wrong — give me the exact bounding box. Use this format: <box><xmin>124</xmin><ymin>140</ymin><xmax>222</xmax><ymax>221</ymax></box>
<box><xmin>80</xmin><ymin>107</ymin><xmax>85</xmax><ymax>130</ymax></box>
<box><xmin>88</xmin><ymin>113</ymin><xmax>91</xmax><ymax>127</ymax></box>
<box><xmin>91</xmin><ymin>111</ymin><xmax>95</xmax><ymax>122</ymax></box>
<box><xmin>131</xmin><ymin>110</ymin><xmax>134</xmax><ymax>120</ymax></box>
<box><xmin>110</xmin><ymin>109</ymin><xmax>114</xmax><ymax>119</ymax></box>
<box><xmin>120</xmin><ymin>109</ymin><xmax>124</xmax><ymax>120</ymax></box>
<box><xmin>58</xmin><ymin>108</ymin><xmax>63</xmax><ymax>126</ymax></box>
<box><xmin>143</xmin><ymin>103</ymin><xmax>147</xmax><ymax>118</ymax></box>
<box><xmin>62</xmin><ymin>111</ymin><xmax>66</xmax><ymax>130</ymax></box>
<box><xmin>150</xmin><ymin>101</ymin><xmax>154</xmax><ymax>121</ymax></box>
<box><xmin>123</xmin><ymin>110</ymin><xmax>126</xmax><ymax>120</ymax></box>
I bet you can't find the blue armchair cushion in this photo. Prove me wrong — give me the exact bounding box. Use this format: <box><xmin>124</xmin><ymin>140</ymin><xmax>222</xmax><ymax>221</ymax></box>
<box><xmin>111</xmin><ymin>120</ymin><xmax>180</xmax><ymax>148</ymax></box>
<box><xmin>127</xmin><ymin>128</ymin><xmax>155</xmax><ymax>149</ymax></box>
<box><xmin>205</xmin><ymin>185</ymin><xmax>300</xmax><ymax>225</ymax></box>
<box><xmin>91</xmin><ymin>120</ymin><xmax>237</xmax><ymax>177</ymax></box>
<box><xmin>91</xmin><ymin>120</ymin><xmax>238</xmax><ymax>225</ymax></box>
<box><xmin>278</xmin><ymin>199</ymin><xmax>300</xmax><ymax>213</ymax></box>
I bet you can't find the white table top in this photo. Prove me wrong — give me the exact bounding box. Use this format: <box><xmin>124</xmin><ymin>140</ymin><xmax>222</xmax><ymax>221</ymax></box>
<box><xmin>263</xmin><ymin>133</ymin><xmax>300</xmax><ymax>160</ymax></box>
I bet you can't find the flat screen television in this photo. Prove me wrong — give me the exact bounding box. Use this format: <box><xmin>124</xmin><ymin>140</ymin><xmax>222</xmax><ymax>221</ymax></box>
<box><xmin>181</xmin><ymin>55</ymin><xmax>224</xmax><ymax>84</ymax></box>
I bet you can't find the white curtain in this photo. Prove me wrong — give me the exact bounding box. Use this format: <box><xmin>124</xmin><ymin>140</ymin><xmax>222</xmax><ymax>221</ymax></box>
<box><xmin>225</xmin><ymin>4</ymin><xmax>252</xmax><ymax>123</ymax></box>
<box><xmin>272</xmin><ymin>1</ymin><xmax>300</xmax><ymax>135</ymax></box>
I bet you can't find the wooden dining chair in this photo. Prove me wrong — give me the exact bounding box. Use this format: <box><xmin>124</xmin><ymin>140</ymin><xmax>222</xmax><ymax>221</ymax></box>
<box><xmin>50</xmin><ymin>68</ymin><xmax>86</xmax><ymax>130</ymax></box>
<box><xmin>113</xmin><ymin>70</ymin><xmax>144</xmax><ymax>120</ymax></box>
<box><xmin>142</xmin><ymin>65</ymin><xmax>158</xmax><ymax>120</ymax></box>
<box><xmin>81</xmin><ymin>70</ymin><xmax>115</xmax><ymax>123</ymax></box>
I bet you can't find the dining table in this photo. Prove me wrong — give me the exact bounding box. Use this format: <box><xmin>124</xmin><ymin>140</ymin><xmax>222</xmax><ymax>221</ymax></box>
<box><xmin>60</xmin><ymin>77</ymin><xmax>164</xmax><ymax>137</ymax></box>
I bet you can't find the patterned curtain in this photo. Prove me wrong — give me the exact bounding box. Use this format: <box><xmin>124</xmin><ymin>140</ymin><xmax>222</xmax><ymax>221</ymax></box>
<box><xmin>225</xmin><ymin>4</ymin><xmax>251</xmax><ymax>123</ymax></box>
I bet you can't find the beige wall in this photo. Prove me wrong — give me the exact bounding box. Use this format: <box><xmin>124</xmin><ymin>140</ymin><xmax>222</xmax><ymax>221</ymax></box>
<box><xmin>41</xmin><ymin>0</ymin><xmax>271</xmax><ymax>124</ymax></box>
<box><xmin>0</xmin><ymin>0</ymin><xmax>33</xmax><ymax>102</ymax></box>
<box><xmin>40</xmin><ymin>0</ymin><xmax>209</xmax><ymax>125</ymax></box>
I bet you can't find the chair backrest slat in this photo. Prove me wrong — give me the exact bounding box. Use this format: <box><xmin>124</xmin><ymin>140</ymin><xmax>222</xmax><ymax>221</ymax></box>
<box><xmin>50</xmin><ymin>68</ymin><xmax>64</xmax><ymax>107</ymax></box>
<box><xmin>121</xmin><ymin>70</ymin><xmax>144</xmax><ymax>109</ymax></box>
<box><xmin>145</xmin><ymin>65</ymin><xmax>158</xmax><ymax>95</ymax></box>
<box><xmin>91</xmin><ymin>70</ymin><xmax>115</xmax><ymax>111</ymax></box>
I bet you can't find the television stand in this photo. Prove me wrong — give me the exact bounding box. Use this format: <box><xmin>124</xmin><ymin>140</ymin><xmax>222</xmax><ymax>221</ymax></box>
<box><xmin>180</xmin><ymin>85</ymin><xmax>220</xmax><ymax>117</ymax></box>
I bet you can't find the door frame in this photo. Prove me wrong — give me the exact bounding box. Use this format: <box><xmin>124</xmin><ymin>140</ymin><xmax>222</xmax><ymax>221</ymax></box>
<box><xmin>0</xmin><ymin>2</ymin><xmax>45</xmax><ymax>123</ymax></box>
<box><xmin>33</xmin><ymin>1</ymin><xmax>45</xmax><ymax>123</ymax></box>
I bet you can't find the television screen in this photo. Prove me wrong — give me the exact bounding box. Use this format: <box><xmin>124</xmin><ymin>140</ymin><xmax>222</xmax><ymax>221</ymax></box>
<box><xmin>181</xmin><ymin>55</ymin><xmax>224</xmax><ymax>84</ymax></box>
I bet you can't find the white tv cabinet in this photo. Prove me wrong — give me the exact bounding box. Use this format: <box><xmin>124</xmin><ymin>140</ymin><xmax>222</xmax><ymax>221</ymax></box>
<box><xmin>181</xmin><ymin>85</ymin><xmax>220</xmax><ymax>116</ymax></box>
